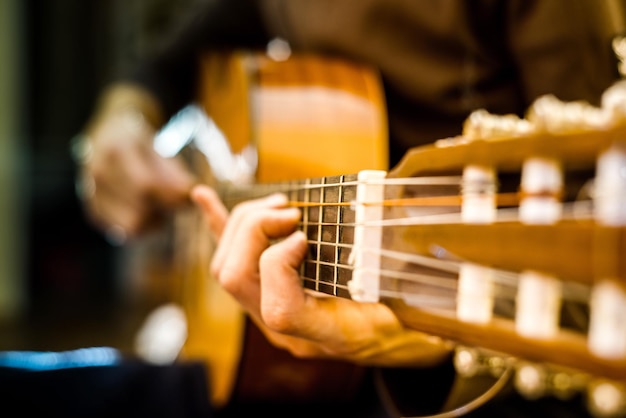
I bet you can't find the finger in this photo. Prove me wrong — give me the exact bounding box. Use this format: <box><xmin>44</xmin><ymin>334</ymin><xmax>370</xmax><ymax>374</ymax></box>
<box><xmin>213</xmin><ymin>203</ymin><xmax>301</xmax><ymax>293</ymax></box>
<box><xmin>89</xmin><ymin>147</ymin><xmax>158</xmax><ymax>234</ymax></box>
<box><xmin>259</xmin><ymin>233</ymin><xmax>454</xmax><ymax>366</ymax></box>
<box><xmin>210</xmin><ymin>193</ymin><xmax>293</xmax><ymax>275</ymax></box>
<box><xmin>190</xmin><ymin>185</ymin><xmax>229</xmax><ymax>239</ymax></box>
<box><xmin>146</xmin><ymin>149</ymin><xmax>196</xmax><ymax>206</ymax></box>
<box><xmin>84</xmin><ymin>177</ymin><xmax>157</xmax><ymax>240</ymax></box>
<box><xmin>89</xmin><ymin>121</ymin><xmax>192</xmax><ymax>233</ymax></box>
<box><xmin>259</xmin><ymin>230</ymin><xmax>310</xmax><ymax>329</ymax></box>
<box><xmin>260</xmin><ymin>231</ymin><xmax>364</xmax><ymax>344</ymax></box>
<box><xmin>211</xmin><ymin>203</ymin><xmax>301</xmax><ymax>312</ymax></box>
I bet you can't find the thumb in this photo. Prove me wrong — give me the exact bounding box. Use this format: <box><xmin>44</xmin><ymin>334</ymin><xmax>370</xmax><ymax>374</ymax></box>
<box><xmin>151</xmin><ymin>151</ymin><xmax>196</xmax><ymax>205</ymax></box>
<box><xmin>259</xmin><ymin>230</ymin><xmax>310</xmax><ymax>333</ymax></box>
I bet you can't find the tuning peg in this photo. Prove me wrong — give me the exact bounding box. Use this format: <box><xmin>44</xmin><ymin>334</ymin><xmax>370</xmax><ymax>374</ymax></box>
<box><xmin>514</xmin><ymin>362</ymin><xmax>549</xmax><ymax>400</ymax></box>
<box><xmin>526</xmin><ymin>94</ymin><xmax>611</xmax><ymax>133</ymax></box>
<box><xmin>514</xmin><ymin>362</ymin><xmax>588</xmax><ymax>402</ymax></box>
<box><xmin>587</xmin><ymin>380</ymin><xmax>626</xmax><ymax>418</ymax></box>
<box><xmin>462</xmin><ymin>109</ymin><xmax>535</xmax><ymax>140</ymax></box>
<box><xmin>453</xmin><ymin>346</ymin><xmax>509</xmax><ymax>379</ymax></box>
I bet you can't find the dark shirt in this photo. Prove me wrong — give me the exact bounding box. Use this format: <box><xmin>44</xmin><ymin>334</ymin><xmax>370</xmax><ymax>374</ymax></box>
<box><xmin>129</xmin><ymin>0</ymin><xmax>619</xmax><ymax>166</ymax></box>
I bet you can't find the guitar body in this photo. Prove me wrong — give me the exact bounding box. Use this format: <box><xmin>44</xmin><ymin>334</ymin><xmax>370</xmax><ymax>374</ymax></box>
<box><xmin>171</xmin><ymin>51</ymin><xmax>388</xmax><ymax>407</ymax></box>
<box><xmin>139</xmin><ymin>65</ymin><xmax>626</xmax><ymax>417</ymax></box>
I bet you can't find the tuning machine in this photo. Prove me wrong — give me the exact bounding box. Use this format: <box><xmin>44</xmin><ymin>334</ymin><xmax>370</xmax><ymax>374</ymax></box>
<box><xmin>453</xmin><ymin>346</ymin><xmax>511</xmax><ymax>379</ymax></box>
<box><xmin>513</xmin><ymin>362</ymin><xmax>626</xmax><ymax>418</ymax></box>
<box><xmin>587</xmin><ymin>380</ymin><xmax>626</xmax><ymax>418</ymax></box>
<box><xmin>513</xmin><ymin>361</ymin><xmax>588</xmax><ymax>401</ymax></box>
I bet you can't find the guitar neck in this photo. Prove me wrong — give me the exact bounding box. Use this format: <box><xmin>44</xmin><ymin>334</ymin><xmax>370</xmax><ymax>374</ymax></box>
<box><xmin>223</xmin><ymin>173</ymin><xmax>361</xmax><ymax>300</ymax></box>
<box><xmin>162</xmin><ymin>52</ymin><xmax>626</xmax><ymax>414</ymax></box>
<box><xmin>254</xmin><ymin>128</ymin><xmax>626</xmax><ymax>388</ymax></box>
<box><xmin>293</xmin><ymin>174</ymin><xmax>360</xmax><ymax>299</ymax></box>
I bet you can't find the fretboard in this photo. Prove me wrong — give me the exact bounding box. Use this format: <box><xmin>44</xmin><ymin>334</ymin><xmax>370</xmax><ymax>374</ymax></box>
<box><xmin>220</xmin><ymin>174</ymin><xmax>360</xmax><ymax>299</ymax></box>
<box><xmin>294</xmin><ymin>174</ymin><xmax>359</xmax><ymax>299</ymax></box>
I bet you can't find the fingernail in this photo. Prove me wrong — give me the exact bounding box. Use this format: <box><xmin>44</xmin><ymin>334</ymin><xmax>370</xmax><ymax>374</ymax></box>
<box><xmin>283</xmin><ymin>207</ymin><xmax>302</xmax><ymax>219</ymax></box>
<box><xmin>292</xmin><ymin>230</ymin><xmax>308</xmax><ymax>241</ymax></box>
<box><xmin>265</xmin><ymin>193</ymin><xmax>288</xmax><ymax>206</ymax></box>
<box><xmin>287</xmin><ymin>230</ymin><xmax>309</xmax><ymax>251</ymax></box>
<box><xmin>189</xmin><ymin>185</ymin><xmax>209</xmax><ymax>203</ymax></box>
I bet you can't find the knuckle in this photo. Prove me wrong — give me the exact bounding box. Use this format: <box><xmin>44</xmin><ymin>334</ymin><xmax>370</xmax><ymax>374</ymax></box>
<box><xmin>215</xmin><ymin>266</ymin><xmax>244</xmax><ymax>296</ymax></box>
<box><xmin>262</xmin><ymin>305</ymin><xmax>297</xmax><ymax>335</ymax></box>
<box><xmin>229</xmin><ymin>201</ymin><xmax>257</xmax><ymax>224</ymax></box>
<box><xmin>209</xmin><ymin>262</ymin><xmax>220</xmax><ymax>281</ymax></box>
<box><xmin>259</xmin><ymin>246</ymin><xmax>280</xmax><ymax>267</ymax></box>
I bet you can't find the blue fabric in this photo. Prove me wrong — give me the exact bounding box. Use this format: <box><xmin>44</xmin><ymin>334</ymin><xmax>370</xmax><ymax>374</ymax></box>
<box><xmin>0</xmin><ymin>347</ymin><xmax>120</xmax><ymax>371</ymax></box>
<box><xmin>0</xmin><ymin>357</ymin><xmax>212</xmax><ymax>418</ymax></box>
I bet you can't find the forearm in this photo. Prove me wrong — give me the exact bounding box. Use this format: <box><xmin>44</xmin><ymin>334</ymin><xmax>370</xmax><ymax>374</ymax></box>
<box><xmin>507</xmin><ymin>0</ymin><xmax>619</xmax><ymax>105</ymax></box>
<box><xmin>84</xmin><ymin>83</ymin><xmax>166</xmax><ymax>133</ymax></box>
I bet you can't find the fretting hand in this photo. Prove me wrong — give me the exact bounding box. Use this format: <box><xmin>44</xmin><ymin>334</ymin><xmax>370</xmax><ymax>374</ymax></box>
<box><xmin>191</xmin><ymin>184</ymin><xmax>452</xmax><ymax>367</ymax></box>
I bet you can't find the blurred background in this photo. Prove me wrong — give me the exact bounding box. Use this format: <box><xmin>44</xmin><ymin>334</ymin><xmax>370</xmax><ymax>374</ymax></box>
<box><xmin>0</xmin><ymin>0</ymin><xmax>192</xmax><ymax>353</ymax></box>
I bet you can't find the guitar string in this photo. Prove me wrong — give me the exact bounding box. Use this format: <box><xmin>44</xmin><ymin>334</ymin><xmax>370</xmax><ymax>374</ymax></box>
<box><xmin>294</xmin><ymin>180</ymin><xmax>594</xmax><ymax>311</ymax></box>
<box><xmin>301</xmin><ymin>266</ymin><xmax>589</xmax><ymax>332</ymax></box>
<box><xmin>300</xmin><ymin>247</ymin><xmax>591</xmax><ymax>305</ymax></box>
<box><xmin>223</xmin><ymin>177</ymin><xmax>595</xmax><ymax>224</ymax></box>
<box><xmin>226</xmin><ymin>176</ymin><xmax>594</xmax><ymax>319</ymax></box>
<box><xmin>302</xmin><ymin>255</ymin><xmax>590</xmax><ymax>303</ymax></box>
<box><xmin>295</xmin><ymin>199</ymin><xmax>593</xmax><ymax>227</ymax></box>
<box><xmin>225</xmin><ymin>175</ymin><xmax>464</xmax><ymax>193</ymax></box>
<box><xmin>221</xmin><ymin>176</ymin><xmax>464</xmax><ymax>206</ymax></box>
<box><xmin>223</xmin><ymin>175</ymin><xmax>596</xmax><ymax>203</ymax></box>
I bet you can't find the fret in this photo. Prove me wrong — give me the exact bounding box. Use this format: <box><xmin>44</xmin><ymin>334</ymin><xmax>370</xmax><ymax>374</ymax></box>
<box><xmin>225</xmin><ymin>171</ymin><xmax>377</xmax><ymax>299</ymax></box>
<box><xmin>300</xmin><ymin>174</ymin><xmax>358</xmax><ymax>298</ymax></box>
<box><xmin>303</xmin><ymin>178</ymin><xmax>325</xmax><ymax>291</ymax></box>
<box><xmin>332</xmin><ymin>176</ymin><xmax>343</xmax><ymax>297</ymax></box>
<box><xmin>299</xmin><ymin>178</ymin><xmax>311</xmax><ymax>286</ymax></box>
<box><xmin>180</xmin><ymin>68</ymin><xmax>626</xmax><ymax>413</ymax></box>
<box><xmin>316</xmin><ymin>175</ymin><xmax>343</xmax><ymax>297</ymax></box>
<box><xmin>337</xmin><ymin>175</ymin><xmax>357</xmax><ymax>298</ymax></box>
<box><xmin>288</xmin><ymin>179</ymin><xmax>298</xmax><ymax>212</ymax></box>
<box><xmin>319</xmin><ymin>176</ymin><xmax>329</xmax><ymax>293</ymax></box>
<box><xmin>318</xmin><ymin>176</ymin><xmax>335</xmax><ymax>295</ymax></box>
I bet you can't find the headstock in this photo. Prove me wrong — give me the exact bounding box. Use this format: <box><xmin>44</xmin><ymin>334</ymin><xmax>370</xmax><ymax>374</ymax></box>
<box><xmin>348</xmin><ymin>81</ymin><xmax>626</xmax><ymax>417</ymax></box>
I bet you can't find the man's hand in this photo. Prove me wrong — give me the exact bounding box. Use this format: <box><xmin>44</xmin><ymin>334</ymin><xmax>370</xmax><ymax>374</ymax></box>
<box><xmin>191</xmin><ymin>185</ymin><xmax>452</xmax><ymax>368</ymax></box>
<box><xmin>77</xmin><ymin>84</ymin><xmax>196</xmax><ymax>242</ymax></box>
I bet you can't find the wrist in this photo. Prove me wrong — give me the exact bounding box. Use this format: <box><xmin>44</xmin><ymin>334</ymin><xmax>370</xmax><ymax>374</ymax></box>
<box><xmin>89</xmin><ymin>83</ymin><xmax>166</xmax><ymax>131</ymax></box>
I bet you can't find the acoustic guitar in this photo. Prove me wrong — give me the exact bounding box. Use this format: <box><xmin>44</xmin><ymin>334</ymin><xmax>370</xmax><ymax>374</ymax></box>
<box><xmin>224</xmin><ymin>95</ymin><xmax>626</xmax><ymax>416</ymax></box>
<box><xmin>141</xmin><ymin>50</ymin><xmax>389</xmax><ymax>409</ymax></box>
<box><xmin>140</xmin><ymin>50</ymin><xmax>626</xmax><ymax>417</ymax></box>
